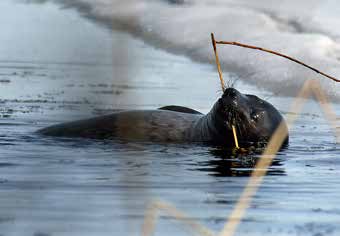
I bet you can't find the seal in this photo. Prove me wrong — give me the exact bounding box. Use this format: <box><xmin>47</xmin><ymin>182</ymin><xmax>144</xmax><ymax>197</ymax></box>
<box><xmin>38</xmin><ymin>88</ymin><xmax>289</xmax><ymax>147</ymax></box>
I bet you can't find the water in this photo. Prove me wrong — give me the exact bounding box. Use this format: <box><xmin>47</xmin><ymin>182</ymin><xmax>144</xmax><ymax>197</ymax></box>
<box><xmin>0</xmin><ymin>1</ymin><xmax>339</xmax><ymax>236</ymax></box>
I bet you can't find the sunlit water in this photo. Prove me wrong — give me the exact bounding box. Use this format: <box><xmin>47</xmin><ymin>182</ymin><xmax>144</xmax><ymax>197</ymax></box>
<box><xmin>0</xmin><ymin>1</ymin><xmax>339</xmax><ymax>236</ymax></box>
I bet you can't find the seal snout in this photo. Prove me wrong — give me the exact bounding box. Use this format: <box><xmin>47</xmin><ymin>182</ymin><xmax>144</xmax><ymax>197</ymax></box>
<box><xmin>223</xmin><ymin>88</ymin><xmax>239</xmax><ymax>99</ymax></box>
<box><xmin>221</xmin><ymin>88</ymin><xmax>243</xmax><ymax>108</ymax></box>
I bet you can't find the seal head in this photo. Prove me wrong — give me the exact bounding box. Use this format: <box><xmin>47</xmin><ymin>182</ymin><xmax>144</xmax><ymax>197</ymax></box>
<box><xmin>209</xmin><ymin>87</ymin><xmax>289</xmax><ymax>147</ymax></box>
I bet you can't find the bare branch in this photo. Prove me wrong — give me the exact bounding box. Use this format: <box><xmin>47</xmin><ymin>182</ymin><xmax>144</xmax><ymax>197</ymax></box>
<box><xmin>214</xmin><ymin>40</ymin><xmax>340</xmax><ymax>83</ymax></box>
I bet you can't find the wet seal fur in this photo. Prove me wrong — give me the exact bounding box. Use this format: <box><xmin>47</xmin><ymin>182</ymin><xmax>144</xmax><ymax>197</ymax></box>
<box><xmin>38</xmin><ymin>88</ymin><xmax>289</xmax><ymax>147</ymax></box>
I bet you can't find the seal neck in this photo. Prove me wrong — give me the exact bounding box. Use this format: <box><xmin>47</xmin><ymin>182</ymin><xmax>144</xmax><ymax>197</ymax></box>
<box><xmin>190</xmin><ymin>102</ymin><xmax>227</xmax><ymax>143</ymax></box>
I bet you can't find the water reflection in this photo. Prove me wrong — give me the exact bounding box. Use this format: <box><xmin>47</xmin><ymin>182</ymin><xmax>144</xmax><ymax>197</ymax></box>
<box><xmin>196</xmin><ymin>147</ymin><xmax>286</xmax><ymax>177</ymax></box>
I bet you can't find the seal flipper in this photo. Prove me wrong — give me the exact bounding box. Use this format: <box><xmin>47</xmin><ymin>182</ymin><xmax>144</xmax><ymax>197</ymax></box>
<box><xmin>159</xmin><ymin>105</ymin><xmax>202</xmax><ymax>114</ymax></box>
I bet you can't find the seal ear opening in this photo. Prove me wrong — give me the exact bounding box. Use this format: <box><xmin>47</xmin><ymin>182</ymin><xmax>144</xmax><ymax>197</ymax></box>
<box><xmin>158</xmin><ymin>106</ymin><xmax>202</xmax><ymax>115</ymax></box>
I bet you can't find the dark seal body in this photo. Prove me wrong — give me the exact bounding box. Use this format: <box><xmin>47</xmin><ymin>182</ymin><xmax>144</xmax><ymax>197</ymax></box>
<box><xmin>38</xmin><ymin>88</ymin><xmax>289</xmax><ymax>147</ymax></box>
<box><xmin>38</xmin><ymin>108</ymin><xmax>224</xmax><ymax>143</ymax></box>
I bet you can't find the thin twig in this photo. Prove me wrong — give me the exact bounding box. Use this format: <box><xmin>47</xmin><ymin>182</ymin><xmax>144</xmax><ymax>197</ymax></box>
<box><xmin>232</xmin><ymin>125</ymin><xmax>239</xmax><ymax>148</ymax></box>
<box><xmin>211</xmin><ymin>33</ymin><xmax>226</xmax><ymax>91</ymax></box>
<box><xmin>211</xmin><ymin>33</ymin><xmax>240</xmax><ymax>148</ymax></box>
<box><xmin>214</xmin><ymin>40</ymin><xmax>340</xmax><ymax>83</ymax></box>
<box><xmin>141</xmin><ymin>200</ymin><xmax>215</xmax><ymax>236</ymax></box>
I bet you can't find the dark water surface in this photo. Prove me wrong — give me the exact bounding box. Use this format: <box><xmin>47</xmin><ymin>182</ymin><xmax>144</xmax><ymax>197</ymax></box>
<box><xmin>0</xmin><ymin>1</ymin><xmax>339</xmax><ymax>236</ymax></box>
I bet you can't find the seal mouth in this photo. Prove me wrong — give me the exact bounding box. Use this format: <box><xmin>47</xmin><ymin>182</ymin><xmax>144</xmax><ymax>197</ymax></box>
<box><xmin>222</xmin><ymin>106</ymin><xmax>265</xmax><ymax>147</ymax></box>
<box><xmin>224</xmin><ymin>106</ymin><xmax>236</xmax><ymax>129</ymax></box>
<box><xmin>219</xmin><ymin>93</ymin><xmax>254</xmax><ymax>144</ymax></box>
<box><xmin>223</xmin><ymin>104</ymin><xmax>270</xmax><ymax>146</ymax></box>
<box><xmin>220</xmin><ymin>88</ymin><xmax>247</xmax><ymax>127</ymax></box>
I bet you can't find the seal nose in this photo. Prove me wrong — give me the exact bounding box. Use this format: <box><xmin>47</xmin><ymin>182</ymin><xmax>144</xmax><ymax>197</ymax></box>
<box><xmin>223</xmin><ymin>88</ymin><xmax>239</xmax><ymax>99</ymax></box>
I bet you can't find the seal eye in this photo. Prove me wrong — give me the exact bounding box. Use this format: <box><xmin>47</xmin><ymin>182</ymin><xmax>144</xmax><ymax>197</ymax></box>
<box><xmin>251</xmin><ymin>111</ymin><xmax>260</xmax><ymax>122</ymax></box>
